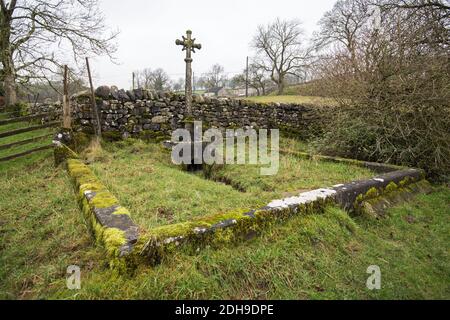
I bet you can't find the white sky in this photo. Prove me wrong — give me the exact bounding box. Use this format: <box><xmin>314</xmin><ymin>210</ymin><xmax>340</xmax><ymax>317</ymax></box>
<box><xmin>90</xmin><ymin>0</ymin><xmax>336</xmax><ymax>89</ymax></box>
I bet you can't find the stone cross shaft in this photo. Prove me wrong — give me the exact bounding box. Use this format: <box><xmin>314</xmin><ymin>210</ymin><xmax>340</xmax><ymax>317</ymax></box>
<box><xmin>175</xmin><ymin>30</ymin><xmax>201</xmax><ymax>121</ymax></box>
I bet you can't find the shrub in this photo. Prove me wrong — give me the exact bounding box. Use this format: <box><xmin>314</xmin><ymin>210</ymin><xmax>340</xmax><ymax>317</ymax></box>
<box><xmin>311</xmin><ymin>1</ymin><xmax>450</xmax><ymax>182</ymax></box>
<box><xmin>315</xmin><ymin>102</ymin><xmax>450</xmax><ymax>182</ymax></box>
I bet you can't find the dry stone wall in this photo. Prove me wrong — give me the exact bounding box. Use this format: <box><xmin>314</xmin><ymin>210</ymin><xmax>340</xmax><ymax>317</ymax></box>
<box><xmin>71</xmin><ymin>88</ymin><xmax>333</xmax><ymax>139</ymax></box>
<box><xmin>24</xmin><ymin>88</ymin><xmax>333</xmax><ymax>139</ymax></box>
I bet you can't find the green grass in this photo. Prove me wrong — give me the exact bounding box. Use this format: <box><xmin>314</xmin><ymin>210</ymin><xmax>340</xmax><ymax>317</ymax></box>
<box><xmin>0</xmin><ymin>112</ymin><xmax>12</xmax><ymax>120</ymax></box>
<box><xmin>0</xmin><ymin>121</ymin><xmax>54</xmax><ymax>162</ymax></box>
<box><xmin>280</xmin><ymin>83</ymin><xmax>319</xmax><ymax>96</ymax></box>
<box><xmin>281</xmin><ymin>136</ymin><xmax>311</xmax><ymax>152</ymax></box>
<box><xmin>0</xmin><ymin>157</ymin><xmax>103</xmax><ymax>299</ymax></box>
<box><xmin>0</xmin><ymin>121</ymin><xmax>54</xmax><ymax>171</ymax></box>
<box><xmin>244</xmin><ymin>95</ymin><xmax>335</xmax><ymax>106</ymax></box>
<box><xmin>0</xmin><ymin>121</ymin><xmax>32</xmax><ymax>133</ymax></box>
<box><xmin>0</xmin><ymin>138</ymin><xmax>448</xmax><ymax>300</ymax></box>
<box><xmin>88</xmin><ymin>139</ymin><xmax>274</xmax><ymax>229</ymax></box>
<box><xmin>87</xmin><ymin>138</ymin><xmax>373</xmax><ymax>229</ymax></box>
<box><xmin>1</xmin><ymin>153</ymin><xmax>448</xmax><ymax>299</ymax></box>
<box><xmin>207</xmin><ymin>157</ymin><xmax>371</xmax><ymax>195</ymax></box>
<box><xmin>0</xmin><ymin>128</ymin><xmax>52</xmax><ymax>145</ymax></box>
<box><xmin>39</xmin><ymin>185</ymin><xmax>450</xmax><ymax>300</ymax></box>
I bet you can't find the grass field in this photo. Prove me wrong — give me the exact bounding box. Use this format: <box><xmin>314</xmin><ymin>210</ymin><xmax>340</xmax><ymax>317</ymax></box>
<box><xmin>87</xmin><ymin>138</ymin><xmax>373</xmax><ymax>229</ymax></box>
<box><xmin>0</xmin><ymin>151</ymin><xmax>448</xmax><ymax>299</ymax></box>
<box><xmin>244</xmin><ymin>95</ymin><xmax>335</xmax><ymax>106</ymax></box>
<box><xmin>0</xmin><ymin>132</ymin><xmax>448</xmax><ymax>300</ymax></box>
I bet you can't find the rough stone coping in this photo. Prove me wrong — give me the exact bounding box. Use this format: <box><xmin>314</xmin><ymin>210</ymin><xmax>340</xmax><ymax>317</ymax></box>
<box><xmin>140</xmin><ymin>167</ymin><xmax>426</xmax><ymax>264</ymax></box>
<box><xmin>72</xmin><ymin>87</ymin><xmax>333</xmax><ymax>108</ymax></box>
<box><xmin>280</xmin><ymin>149</ymin><xmax>406</xmax><ymax>173</ymax></box>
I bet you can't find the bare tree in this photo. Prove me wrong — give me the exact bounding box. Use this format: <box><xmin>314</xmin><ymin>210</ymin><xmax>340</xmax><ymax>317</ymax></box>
<box><xmin>18</xmin><ymin>75</ymin><xmax>87</xmax><ymax>102</ymax></box>
<box><xmin>231</xmin><ymin>62</ymin><xmax>269</xmax><ymax>95</ymax></box>
<box><xmin>313</xmin><ymin>0</ymin><xmax>450</xmax><ymax>180</ymax></box>
<box><xmin>0</xmin><ymin>0</ymin><xmax>117</xmax><ymax>107</ymax></box>
<box><xmin>229</xmin><ymin>74</ymin><xmax>243</xmax><ymax>89</ymax></box>
<box><xmin>252</xmin><ymin>18</ymin><xmax>310</xmax><ymax>95</ymax></box>
<box><xmin>376</xmin><ymin>0</ymin><xmax>450</xmax><ymax>47</ymax></box>
<box><xmin>195</xmin><ymin>75</ymin><xmax>207</xmax><ymax>90</ymax></box>
<box><xmin>137</xmin><ymin>68</ymin><xmax>171</xmax><ymax>91</ymax></box>
<box><xmin>203</xmin><ymin>64</ymin><xmax>226</xmax><ymax>90</ymax></box>
<box><xmin>313</xmin><ymin>0</ymin><xmax>374</xmax><ymax>68</ymax></box>
<box><xmin>151</xmin><ymin>68</ymin><xmax>171</xmax><ymax>91</ymax></box>
<box><xmin>173</xmin><ymin>77</ymin><xmax>184</xmax><ymax>91</ymax></box>
<box><xmin>136</xmin><ymin>68</ymin><xmax>153</xmax><ymax>89</ymax></box>
<box><xmin>380</xmin><ymin>0</ymin><xmax>450</xmax><ymax>11</ymax></box>
<box><xmin>248</xmin><ymin>63</ymin><xmax>270</xmax><ymax>95</ymax></box>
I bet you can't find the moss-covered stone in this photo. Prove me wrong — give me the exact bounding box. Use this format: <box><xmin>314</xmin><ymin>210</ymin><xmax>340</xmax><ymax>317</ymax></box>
<box><xmin>385</xmin><ymin>182</ymin><xmax>399</xmax><ymax>193</ymax></box>
<box><xmin>64</xmin><ymin>158</ymin><xmax>140</xmax><ymax>272</ymax></box>
<box><xmin>140</xmin><ymin>194</ymin><xmax>336</xmax><ymax>265</ymax></box>
<box><xmin>54</xmin><ymin>144</ymin><xmax>79</xmax><ymax>166</ymax></box>
<box><xmin>89</xmin><ymin>191</ymin><xmax>120</xmax><ymax>209</ymax></box>
<box><xmin>102</xmin><ymin>131</ymin><xmax>123</xmax><ymax>142</ymax></box>
<box><xmin>73</xmin><ymin>132</ymin><xmax>91</xmax><ymax>152</ymax></box>
<box><xmin>355</xmin><ymin>179</ymin><xmax>432</xmax><ymax>218</ymax></box>
<box><xmin>138</xmin><ymin>130</ymin><xmax>169</xmax><ymax>142</ymax></box>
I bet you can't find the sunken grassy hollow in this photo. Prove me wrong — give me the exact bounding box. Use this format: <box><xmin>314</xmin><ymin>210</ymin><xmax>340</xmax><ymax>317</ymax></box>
<box><xmin>87</xmin><ymin>138</ymin><xmax>375</xmax><ymax>230</ymax></box>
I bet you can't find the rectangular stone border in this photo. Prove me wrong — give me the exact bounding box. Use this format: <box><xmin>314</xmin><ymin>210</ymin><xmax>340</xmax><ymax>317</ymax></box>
<box><xmin>54</xmin><ymin>140</ymin><xmax>427</xmax><ymax>268</ymax></box>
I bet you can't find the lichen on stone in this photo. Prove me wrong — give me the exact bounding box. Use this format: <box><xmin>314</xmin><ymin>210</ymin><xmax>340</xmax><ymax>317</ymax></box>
<box><xmin>64</xmin><ymin>156</ymin><xmax>139</xmax><ymax>272</ymax></box>
<box><xmin>355</xmin><ymin>179</ymin><xmax>431</xmax><ymax>218</ymax></box>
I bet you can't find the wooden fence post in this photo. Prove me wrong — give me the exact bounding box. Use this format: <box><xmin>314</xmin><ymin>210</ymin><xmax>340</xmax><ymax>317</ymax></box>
<box><xmin>85</xmin><ymin>57</ymin><xmax>102</xmax><ymax>137</ymax></box>
<box><xmin>62</xmin><ymin>65</ymin><xmax>71</xmax><ymax>129</ymax></box>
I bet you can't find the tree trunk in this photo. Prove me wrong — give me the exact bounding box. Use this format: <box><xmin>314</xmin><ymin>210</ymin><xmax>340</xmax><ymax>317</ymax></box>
<box><xmin>277</xmin><ymin>79</ymin><xmax>285</xmax><ymax>95</ymax></box>
<box><xmin>3</xmin><ymin>71</ymin><xmax>17</xmax><ymax>107</ymax></box>
<box><xmin>1</xmin><ymin>10</ymin><xmax>17</xmax><ymax>107</ymax></box>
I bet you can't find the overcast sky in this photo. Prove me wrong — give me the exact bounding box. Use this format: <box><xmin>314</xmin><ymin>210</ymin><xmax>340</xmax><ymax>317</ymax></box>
<box><xmin>90</xmin><ymin>0</ymin><xmax>337</xmax><ymax>89</ymax></box>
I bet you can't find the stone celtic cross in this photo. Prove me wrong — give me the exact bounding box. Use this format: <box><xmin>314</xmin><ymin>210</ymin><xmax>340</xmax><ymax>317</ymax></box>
<box><xmin>176</xmin><ymin>30</ymin><xmax>201</xmax><ymax>133</ymax></box>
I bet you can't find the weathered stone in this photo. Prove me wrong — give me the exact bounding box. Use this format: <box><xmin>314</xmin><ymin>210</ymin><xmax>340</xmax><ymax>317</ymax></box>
<box><xmin>143</xmin><ymin>123</ymin><xmax>161</xmax><ymax>130</ymax></box>
<box><xmin>95</xmin><ymin>85</ymin><xmax>111</xmax><ymax>99</ymax></box>
<box><xmin>110</xmin><ymin>87</ymin><xmax>120</xmax><ymax>100</ymax></box>
<box><xmin>133</xmin><ymin>88</ymin><xmax>144</xmax><ymax>100</ymax></box>
<box><xmin>126</xmin><ymin>90</ymin><xmax>136</xmax><ymax>101</ymax></box>
<box><xmin>118</xmin><ymin>89</ymin><xmax>130</xmax><ymax>101</ymax></box>
<box><xmin>151</xmin><ymin>116</ymin><xmax>167</xmax><ymax>123</ymax></box>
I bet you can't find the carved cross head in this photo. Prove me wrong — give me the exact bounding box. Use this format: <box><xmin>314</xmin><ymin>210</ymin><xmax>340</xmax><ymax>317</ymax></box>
<box><xmin>175</xmin><ymin>30</ymin><xmax>202</xmax><ymax>54</ymax></box>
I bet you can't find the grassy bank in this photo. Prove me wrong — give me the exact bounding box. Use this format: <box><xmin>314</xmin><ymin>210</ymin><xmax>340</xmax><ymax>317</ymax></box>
<box><xmin>244</xmin><ymin>95</ymin><xmax>335</xmax><ymax>106</ymax></box>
